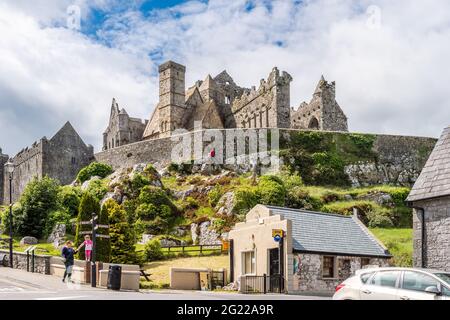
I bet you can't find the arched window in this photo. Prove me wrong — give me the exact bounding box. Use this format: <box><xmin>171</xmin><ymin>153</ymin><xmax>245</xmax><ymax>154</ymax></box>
<box><xmin>308</xmin><ymin>117</ymin><xmax>319</xmax><ymax>130</ymax></box>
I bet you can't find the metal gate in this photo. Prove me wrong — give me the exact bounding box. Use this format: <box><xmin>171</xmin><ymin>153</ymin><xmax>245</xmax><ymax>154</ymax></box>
<box><xmin>240</xmin><ymin>274</ymin><xmax>285</xmax><ymax>294</ymax></box>
<box><xmin>211</xmin><ymin>270</ymin><xmax>226</xmax><ymax>289</ymax></box>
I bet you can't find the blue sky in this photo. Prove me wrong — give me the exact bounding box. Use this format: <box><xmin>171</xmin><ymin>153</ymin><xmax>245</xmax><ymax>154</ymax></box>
<box><xmin>1</xmin><ymin>0</ymin><xmax>450</xmax><ymax>155</ymax></box>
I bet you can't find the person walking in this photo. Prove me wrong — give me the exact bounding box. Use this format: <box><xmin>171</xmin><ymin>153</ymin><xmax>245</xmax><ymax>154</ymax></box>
<box><xmin>62</xmin><ymin>240</ymin><xmax>77</xmax><ymax>283</ymax></box>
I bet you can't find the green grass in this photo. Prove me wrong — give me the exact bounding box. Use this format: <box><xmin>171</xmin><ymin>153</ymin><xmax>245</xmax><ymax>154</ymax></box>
<box><xmin>0</xmin><ymin>236</ymin><xmax>63</xmax><ymax>256</ymax></box>
<box><xmin>141</xmin><ymin>254</ymin><xmax>229</xmax><ymax>289</ymax></box>
<box><xmin>370</xmin><ymin>228</ymin><xmax>413</xmax><ymax>267</ymax></box>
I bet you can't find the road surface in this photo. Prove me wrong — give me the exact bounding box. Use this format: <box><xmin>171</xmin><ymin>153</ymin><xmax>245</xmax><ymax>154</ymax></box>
<box><xmin>0</xmin><ymin>267</ymin><xmax>328</xmax><ymax>300</ymax></box>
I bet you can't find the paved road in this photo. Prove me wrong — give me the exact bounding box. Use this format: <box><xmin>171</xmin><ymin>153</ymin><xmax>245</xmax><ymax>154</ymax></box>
<box><xmin>0</xmin><ymin>267</ymin><xmax>328</xmax><ymax>300</ymax></box>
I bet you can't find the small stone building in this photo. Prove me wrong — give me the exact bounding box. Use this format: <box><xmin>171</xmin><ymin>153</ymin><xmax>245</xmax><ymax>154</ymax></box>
<box><xmin>406</xmin><ymin>125</ymin><xmax>450</xmax><ymax>271</ymax></box>
<box><xmin>228</xmin><ymin>205</ymin><xmax>391</xmax><ymax>295</ymax></box>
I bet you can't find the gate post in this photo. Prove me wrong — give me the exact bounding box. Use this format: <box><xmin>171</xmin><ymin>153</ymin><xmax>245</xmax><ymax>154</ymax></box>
<box><xmin>263</xmin><ymin>274</ymin><xmax>267</xmax><ymax>294</ymax></box>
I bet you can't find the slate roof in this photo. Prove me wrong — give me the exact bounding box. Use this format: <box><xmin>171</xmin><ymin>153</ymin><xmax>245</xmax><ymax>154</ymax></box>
<box><xmin>406</xmin><ymin>126</ymin><xmax>450</xmax><ymax>202</ymax></box>
<box><xmin>267</xmin><ymin>206</ymin><xmax>391</xmax><ymax>258</ymax></box>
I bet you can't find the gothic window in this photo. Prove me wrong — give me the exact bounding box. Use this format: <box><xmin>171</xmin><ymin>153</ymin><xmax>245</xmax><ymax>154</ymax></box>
<box><xmin>71</xmin><ymin>157</ymin><xmax>76</xmax><ymax>165</ymax></box>
<box><xmin>225</xmin><ymin>96</ymin><xmax>231</xmax><ymax>104</ymax></box>
<box><xmin>308</xmin><ymin>117</ymin><xmax>319</xmax><ymax>130</ymax></box>
<box><xmin>242</xmin><ymin>121</ymin><xmax>246</xmax><ymax>128</ymax></box>
<box><xmin>112</xmin><ymin>138</ymin><xmax>115</xmax><ymax>148</ymax></box>
<box><xmin>265</xmin><ymin>107</ymin><xmax>269</xmax><ymax>127</ymax></box>
<box><xmin>259</xmin><ymin>112</ymin><xmax>263</xmax><ymax>128</ymax></box>
<box><xmin>253</xmin><ymin>115</ymin><xmax>257</xmax><ymax>128</ymax></box>
<box><xmin>248</xmin><ymin>119</ymin><xmax>252</xmax><ymax>128</ymax></box>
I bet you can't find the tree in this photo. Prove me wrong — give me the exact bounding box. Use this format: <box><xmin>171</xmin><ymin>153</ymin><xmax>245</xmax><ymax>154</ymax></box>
<box><xmin>96</xmin><ymin>202</ymin><xmax>111</xmax><ymax>263</ymax></box>
<box><xmin>75</xmin><ymin>192</ymin><xmax>100</xmax><ymax>260</ymax></box>
<box><xmin>105</xmin><ymin>199</ymin><xmax>136</xmax><ymax>264</ymax></box>
<box><xmin>14</xmin><ymin>177</ymin><xmax>60</xmax><ymax>238</ymax></box>
<box><xmin>76</xmin><ymin>162</ymin><xmax>113</xmax><ymax>183</ymax></box>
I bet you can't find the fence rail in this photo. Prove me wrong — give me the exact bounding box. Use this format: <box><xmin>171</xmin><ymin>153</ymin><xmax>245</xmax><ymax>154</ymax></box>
<box><xmin>161</xmin><ymin>244</ymin><xmax>224</xmax><ymax>255</ymax></box>
<box><xmin>240</xmin><ymin>274</ymin><xmax>285</xmax><ymax>294</ymax></box>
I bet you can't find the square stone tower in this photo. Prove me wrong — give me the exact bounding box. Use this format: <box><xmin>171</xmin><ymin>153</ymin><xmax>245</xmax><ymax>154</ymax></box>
<box><xmin>0</xmin><ymin>149</ymin><xmax>9</xmax><ymax>205</ymax></box>
<box><xmin>158</xmin><ymin>61</ymin><xmax>186</xmax><ymax>138</ymax></box>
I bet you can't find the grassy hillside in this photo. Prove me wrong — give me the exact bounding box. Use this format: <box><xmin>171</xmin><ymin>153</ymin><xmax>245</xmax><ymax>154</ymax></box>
<box><xmin>370</xmin><ymin>228</ymin><xmax>413</xmax><ymax>267</ymax></box>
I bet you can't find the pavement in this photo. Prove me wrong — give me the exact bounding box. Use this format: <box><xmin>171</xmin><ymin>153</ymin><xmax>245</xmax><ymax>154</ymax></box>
<box><xmin>0</xmin><ymin>267</ymin><xmax>328</xmax><ymax>300</ymax></box>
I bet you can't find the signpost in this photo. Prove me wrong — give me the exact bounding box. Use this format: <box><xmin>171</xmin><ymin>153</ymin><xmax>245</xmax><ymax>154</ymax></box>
<box><xmin>81</xmin><ymin>214</ymin><xmax>110</xmax><ymax>288</ymax></box>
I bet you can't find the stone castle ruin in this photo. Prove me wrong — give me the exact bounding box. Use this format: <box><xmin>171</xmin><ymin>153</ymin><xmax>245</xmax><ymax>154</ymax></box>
<box><xmin>1</xmin><ymin>122</ymin><xmax>94</xmax><ymax>203</ymax></box>
<box><xmin>0</xmin><ymin>60</ymin><xmax>437</xmax><ymax>204</ymax></box>
<box><xmin>103</xmin><ymin>60</ymin><xmax>348</xmax><ymax>150</ymax></box>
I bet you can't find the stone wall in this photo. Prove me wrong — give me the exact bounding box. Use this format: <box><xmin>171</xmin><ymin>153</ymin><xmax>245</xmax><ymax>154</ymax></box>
<box><xmin>291</xmin><ymin>253</ymin><xmax>390</xmax><ymax>295</ymax></box>
<box><xmin>0</xmin><ymin>249</ymin><xmax>51</xmax><ymax>274</ymax></box>
<box><xmin>95</xmin><ymin>128</ymin><xmax>436</xmax><ymax>187</ymax></box>
<box><xmin>412</xmin><ymin>196</ymin><xmax>450</xmax><ymax>272</ymax></box>
<box><xmin>2</xmin><ymin>122</ymin><xmax>94</xmax><ymax>204</ymax></box>
<box><xmin>0</xmin><ymin>149</ymin><xmax>9</xmax><ymax>204</ymax></box>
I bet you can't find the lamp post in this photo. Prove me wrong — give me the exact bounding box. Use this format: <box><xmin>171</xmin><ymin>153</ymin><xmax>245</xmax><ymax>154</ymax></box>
<box><xmin>4</xmin><ymin>159</ymin><xmax>15</xmax><ymax>268</ymax></box>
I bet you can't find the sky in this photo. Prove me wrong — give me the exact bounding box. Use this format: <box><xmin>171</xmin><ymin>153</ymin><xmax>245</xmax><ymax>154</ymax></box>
<box><xmin>1</xmin><ymin>0</ymin><xmax>450</xmax><ymax>155</ymax></box>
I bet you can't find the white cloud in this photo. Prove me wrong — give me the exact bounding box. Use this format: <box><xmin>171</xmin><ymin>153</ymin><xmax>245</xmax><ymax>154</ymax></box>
<box><xmin>1</xmin><ymin>0</ymin><xmax>450</xmax><ymax>156</ymax></box>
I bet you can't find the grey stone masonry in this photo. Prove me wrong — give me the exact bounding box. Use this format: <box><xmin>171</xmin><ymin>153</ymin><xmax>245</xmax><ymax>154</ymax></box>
<box><xmin>412</xmin><ymin>196</ymin><xmax>450</xmax><ymax>271</ymax></box>
<box><xmin>0</xmin><ymin>249</ymin><xmax>51</xmax><ymax>274</ymax></box>
<box><xmin>0</xmin><ymin>149</ymin><xmax>9</xmax><ymax>204</ymax></box>
<box><xmin>2</xmin><ymin>122</ymin><xmax>94</xmax><ymax>204</ymax></box>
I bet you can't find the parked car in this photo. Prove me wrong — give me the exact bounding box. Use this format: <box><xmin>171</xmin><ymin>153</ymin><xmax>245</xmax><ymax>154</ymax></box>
<box><xmin>333</xmin><ymin>267</ymin><xmax>450</xmax><ymax>300</ymax></box>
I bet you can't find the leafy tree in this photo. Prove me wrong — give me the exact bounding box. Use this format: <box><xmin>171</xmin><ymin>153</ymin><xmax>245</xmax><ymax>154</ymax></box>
<box><xmin>58</xmin><ymin>186</ymin><xmax>82</xmax><ymax>217</ymax></box>
<box><xmin>105</xmin><ymin>199</ymin><xmax>136</xmax><ymax>264</ymax></box>
<box><xmin>14</xmin><ymin>177</ymin><xmax>60</xmax><ymax>238</ymax></box>
<box><xmin>75</xmin><ymin>193</ymin><xmax>100</xmax><ymax>260</ymax></box>
<box><xmin>144</xmin><ymin>238</ymin><xmax>164</xmax><ymax>261</ymax></box>
<box><xmin>77</xmin><ymin>162</ymin><xmax>113</xmax><ymax>183</ymax></box>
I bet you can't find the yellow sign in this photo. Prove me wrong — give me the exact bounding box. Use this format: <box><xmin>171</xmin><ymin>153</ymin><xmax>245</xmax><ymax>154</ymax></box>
<box><xmin>222</xmin><ymin>240</ymin><xmax>230</xmax><ymax>251</ymax></box>
<box><xmin>272</xmin><ymin>229</ymin><xmax>284</xmax><ymax>238</ymax></box>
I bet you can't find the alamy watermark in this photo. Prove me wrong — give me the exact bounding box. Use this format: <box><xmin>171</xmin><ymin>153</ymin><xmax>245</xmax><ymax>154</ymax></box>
<box><xmin>170</xmin><ymin>122</ymin><xmax>281</xmax><ymax>174</ymax></box>
<box><xmin>366</xmin><ymin>5</ymin><xmax>382</xmax><ymax>30</ymax></box>
<box><xmin>67</xmin><ymin>5</ymin><xmax>81</xmax><ymax>31</ymax></box>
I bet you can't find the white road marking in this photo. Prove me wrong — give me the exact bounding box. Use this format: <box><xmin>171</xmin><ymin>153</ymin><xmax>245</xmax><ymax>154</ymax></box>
<box><xmin>35</xmin><ymin>295</ymin><xmax>88</xmax><ymax>300</ymax></box>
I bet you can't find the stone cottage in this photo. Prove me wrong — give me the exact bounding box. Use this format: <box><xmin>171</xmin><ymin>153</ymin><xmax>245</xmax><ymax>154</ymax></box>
<box><xmin>228</xmin><ymin>205</ymin><xmax>391</xmax><ymax>295</ymax></box>
<box><xmin>406</xmin><ymin>125</ymin><xmax>450</xmax><ymax>271</ymax></box>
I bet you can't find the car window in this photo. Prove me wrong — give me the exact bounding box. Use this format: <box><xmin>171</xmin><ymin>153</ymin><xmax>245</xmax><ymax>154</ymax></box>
<box><xmin>442</xmin><ymin>286</ymin><xmax>450</xmax><ymax>297</ymax></box>
<box><xmin>360</xmin><ymin>272</ymin><xmax>374</xmax><ymax>284</ymax></box>
<box><xmin>370</xmin><ymin>271</ymin><xmax>400</xmax><ymax>288</ymax></box>
<box><xmin>434</xmin><ymin>273</ymin><xmax>450</xmax><ymax>286</ymax></box>
<box><xmin>402</xmin><ymin>271</ymin><xmax>439</xmax><ymax>292</ymax></box>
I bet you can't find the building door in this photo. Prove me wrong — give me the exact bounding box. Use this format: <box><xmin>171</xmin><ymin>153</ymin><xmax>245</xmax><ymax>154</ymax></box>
<box><xmin>269</xmin><ymin>248</ymin><xmax>280</xmax><ymax>276</ymax></box>
<box><xmin>268</xmin><ymin>248</ymin><xmax>283</xmax><ymax>293</ymax></box>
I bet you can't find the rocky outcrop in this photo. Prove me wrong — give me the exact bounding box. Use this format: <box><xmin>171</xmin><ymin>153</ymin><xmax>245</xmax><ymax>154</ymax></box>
<box><xmin>81</xmin><ymin>176</ymin><xmax>101</xmax><ymax>191</ymax></box>
<box><xmin>216</xmin><ymin>191</ymin><xmax>236</xmax><ymax>216</ymax></box>
<box><xmin>19</xmin><ymin>236</ymin><xmax>38</xmax><ymax>246</ymax></box>
<box><xmin>101</xmin><ymin>186</ymin><xmax>123</xmax><ymax>206</ymax></box>
<box><xmin>47</xmin><ymin>224</ymin><xmax>66</xmax><ymax>248</ymax></box>
<box><xmin>191</xmin><ymin>221</ymin><xmax>222</xmax><ymax>245</ymax></box>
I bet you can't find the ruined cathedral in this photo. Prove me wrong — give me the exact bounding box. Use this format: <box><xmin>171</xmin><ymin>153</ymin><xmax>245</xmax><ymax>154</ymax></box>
<box><xmin>102</xmin><ymin>61</ymin><xmax>348</xmax><ymax>150</ymax></box>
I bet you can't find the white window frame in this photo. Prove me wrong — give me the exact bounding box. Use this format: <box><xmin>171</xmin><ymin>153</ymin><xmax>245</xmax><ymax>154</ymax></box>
<box><xmin>242</xmin><ymin>250</ymin><xmax>256</xmax><ymax>276</ymax></box>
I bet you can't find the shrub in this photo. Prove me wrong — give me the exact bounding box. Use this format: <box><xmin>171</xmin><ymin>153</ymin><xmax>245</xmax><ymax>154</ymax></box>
<box><xmin>366</xmin><ymin>209</ymin><xmax>395</xmax><ymax>228</ymax></box>
<box><xmin>278</xmin><ymin>171</ymin><xmax>303</xmax><ymax>190</ymax></box>
<box><xmin>233</xmin><ymin>187</ymin><xmax>259</xmax><ymax>215</ymax></box>
<box><xmin>75</xmin><ymin>192</ymin><xmax>100</xmax><ymax>260</ymax></box>
<box><xmin>15</xmin><ymin>177</ymin><xmax>60</xmax><ymax>238</ymax></box>
<box><xmin>106</xmin><ymin>200</ymin><xmax>136</xmax><ymax>264</ymax></box>
<box><xmin>144</xmin><ymin>239</ymin><xmax>164</xmax><ymax>261</ymax></box>
<box><xmin>58</xmin><ymin>186</ymin><xmax>82</xmax><ymax>217</ymax></box>
<box><xmin>86</xmin><ymin>179</ymin><xmax>108</xmax><ymax>202</ymax></box>
<box><xmin>77</xmin><ymin>162</ymin><xmax>113</xmax><ymax>183</ymax></box>
<box><xmin>208</xmin><ymin>185</ymin><xmax>224</xmax><ymax>207</ymax></box>
<box><xmin>257</xmin><ymin>175</ymin><xmax>286</xmax><ymax>206</ymax></box>
<box><xmin>130</xmin><ymin>173</ymin><xmax>150</xmax><ymax>194</ymax></box>
<box><xmin>286</xmin><ymin>187</ymin><xmax>322</xmax><ymax>210</ymax></box>
<box><xmin>43</xmin><ymin>209</ymin><xmax>71</xmax><ymax>238</ymax></box>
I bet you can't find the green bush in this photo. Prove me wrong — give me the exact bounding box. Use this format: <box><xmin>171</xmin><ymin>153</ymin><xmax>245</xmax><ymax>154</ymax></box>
<box><xmin>106</xmin><ymin>200</ymin><xmax>136</xmax><ymax>264</ymax></box>
<box><xmin>257</xmin><ymin>175</ymin><xmax>286</xmax><ymax>206</ymax></box>
<box><xmin>43</xmin><ymin>209</ymin><xmax>72</xmax><ymax>238</ymax></box>
<box><xmin>14</xmin><ymin>177</ymin><xmax>60</xmax><ymax>238</ymax></box>
<box><xmin>233</xmin><ymin>187</ymin><xmax>259</xmax><ymax>215</ymax></box>
<box><xmin>86</xmin><ymin>179</ymin><xmax>108</xmax><ymax>202</ymax></box>
<box><xmin>286</xmin><ymin>187</ymin><xmax>322</xmax><ymax>210</ymax></box>
<box><xmin>75</xmin><ymin>193</ymin><xmax>100</xmax><ymax>260</ymax></box>
<box><xmin>366</xmin><ymin>209</ymin><xmax>394</xmax><ymax>228</ymax></box>
<box><xmin>278</xmin><ymin>171</ymin><xmax>303</xmax><ymax>190</ymax></box>
<box><xmin>144</xmin><ymin>238</ymin><xmax>164</xmax><ymax>261</ymax></box>
<box><xmin>58</xmin><ymin>186</ymin><xmax>82</xmax><ymax>217</ymax></box>
<box><xmin>208</xmin><ymin>185</ymin><xmax>224</xmax><ymax>207</ymax></box>
<box><xmin>77</xmin><ymin>162</ymin><xmax>113</xmax><ymax>183</ymax></box>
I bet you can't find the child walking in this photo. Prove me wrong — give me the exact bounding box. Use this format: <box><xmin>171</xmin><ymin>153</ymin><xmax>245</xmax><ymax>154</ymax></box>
<box><xmin>77</xmin><ymin>235</ymin><xmax>93</xmax><ymax>261</ymax></box>
<box><xmin>61</xmin><ymin>240</ymin><xmax>77</xmax><ymax>283</ymax></box>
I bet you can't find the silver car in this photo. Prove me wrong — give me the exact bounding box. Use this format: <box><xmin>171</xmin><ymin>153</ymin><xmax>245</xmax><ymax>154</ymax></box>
<box><xmin>333</xmin><ymin>267</ymin><xmax>450</xmax><ymax>300</ymax></box>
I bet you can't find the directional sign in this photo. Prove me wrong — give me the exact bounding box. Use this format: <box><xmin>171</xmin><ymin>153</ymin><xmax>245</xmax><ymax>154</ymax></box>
<box><xmin>95</xmin><ymin>234</ymin><xmax>110</xmax><ymax>239</ymax></box>
<box><xmin>80</xmin><ymin>221</ymin><xmax>92</xmax><ymax>225</ymax></box>
<box><xmin>80</xmin><ymin>231</ymin><xmax>93</xmax><ymax>235</ymax></box>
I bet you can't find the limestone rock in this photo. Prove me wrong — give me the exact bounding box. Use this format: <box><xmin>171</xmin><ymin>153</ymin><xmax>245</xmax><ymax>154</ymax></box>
<box><xmin>171</xmin><ymin>227</ymin><xmax>187</xmax><ymax>238</ymax></box>
<box><xmin>100</xmin><ymin>186</ymin><xmax>123</xmax><ymax>206</ymax></box>
<box><xmin>198</xmin><ymin>221</ymin><xmax>222</xmax><ymax>245</ymax></box>
<box><xmin>223</xmin><ymin>281</ymin><xmax>239</xmax><ymax>291</ymax></box>
<box><xmin>81</xmin><ymin>176</ymin><xmax>101</xmax><ymax>191</ymax></box>
<box><xmin>20</xmin><ymin>236</ymin><xmax>38</xmax><ymax>246</ymax></box>
<box><xmin>216</xmin><ymin>191</ymin><xmax>236</xmax><ymax>216</ymax></box>
<box><xmin>47</xmin><ymin>224</ymin><xmax>66</xmax><ymax>248</ymax></box>
<box><xmin>191</xmin><ymin>223</ymin><xmax>199</xmax><ymax>244</ymax></box>
<box><xmin>139</xmin><ymin>234</ymin><xmax>155</xmax><ymax>244</ymax></box>
<box><xmin>160</xmin><ymin>238</ymin><xmax>180</xmax><ymax>247</ymax></box>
